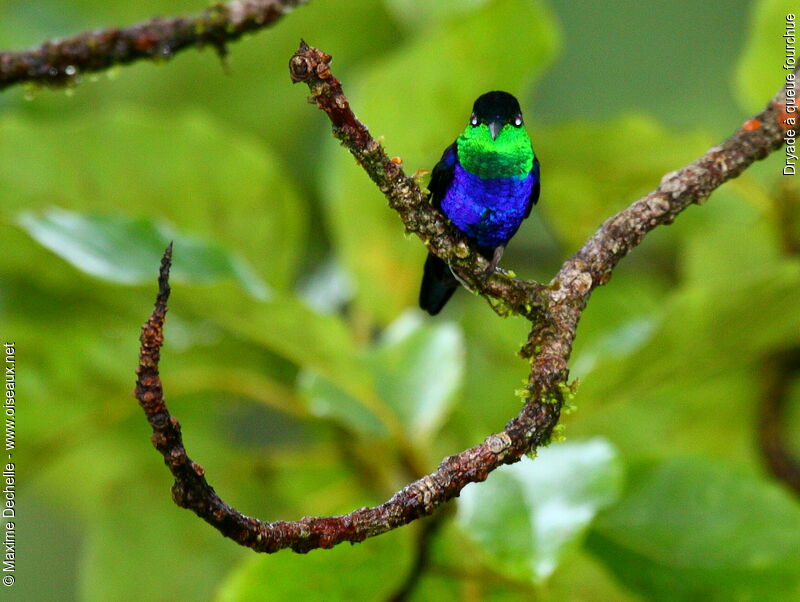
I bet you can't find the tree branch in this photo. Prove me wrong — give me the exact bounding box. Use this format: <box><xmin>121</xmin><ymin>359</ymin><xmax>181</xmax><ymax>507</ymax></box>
<box><xmin>0</xmin><ymin>0</ymin><xmax>307</xmax><ymax>92</ymax></box>
<box><xmin>758</xmin><ymin>349</ymin><xmax>800</xmax><ymax>496</ymax></box>
<box><xmin>288</xmin><ymin>41</ymin><xmax>546</xmax><ymax>320</ymax></box>
<box><xmin>133</xmin><ymin>41</ymin><xmax>796</xmax><ymax>554</ymax></box>
<box><xmin>388</xmin><ymin>510</ymin><xmax>450</xmax><ymax>602</ymax></box>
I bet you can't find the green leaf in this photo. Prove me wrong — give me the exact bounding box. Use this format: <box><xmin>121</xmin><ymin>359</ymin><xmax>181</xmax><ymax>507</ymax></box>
<box><xmin>588</xmin><ymin>458</ymin><xmax>800</xmax><ymax>601</ymax></box>
<box><xmin>296</xmin><ymin>257</ymin><xmax>355</xmax><ymax>315</ymax></box>
<box><xmin>678</xmin><ymin>190</ymin><xmax>784</xmax><ymax>286</ymax></box>
<box><xmin>180</xmin><ymin>283</ymin><xmax>407</xmax><ymax>446</ymax></box>
<box><xmin>601</xmin><ymin>261</ymin><xmax>800</xmax><ymax>399</ymax></box>
<box><xmin>565</xmin><ymin>183</ymin><xmax>800</xmax><ymax>467</ymax></box>
<box><xmin>570</xmin><ymin>316</ymin><xmax>659</xmax><ymax>379</ymax></box>
<box><xmin>81</xmin><ymin>475</ymin><xmax>242</xmax><ymax>602</ymax></box>
<box><xmin>383</xmin><ymin>0</ymin><xmax>492</xmax><ymax>29</ymax></box>
<box><xmin>186</xmin><ymin>285</ymin><xmax>382</xmax><ymax>420</ymax></box>
<box><xmin>371</xmin><ymin>311</ymin><xmax>464</xmax><ymax>443</ymax></box>
<box><xmin>735</xmin><ymin>0</ymin><xmax>798</xmax><ymax>113</ymax></box>
<box><xmin>217</xmin><ymin>528</ymin><xmax>414</xmax><ymax>601</ymax></box>
<box><xmin>17</xmin><ymin>207</ymin><xmax>268</xmax><ymax>298</ymax></box>
<box><xmin>298</xmin><ymin>370</ymin><xmax>388</xmax><ymax>438</ymax></box>
<box><xmin>322</xmin><ymin>0</ymin><xmax>561</xmax><ymax>323</ymax></box>
<box><xmin>457</xmin><ymin>438</ymin><xmax>623</xmax><ymax>583</ymax></box>
<box><xmin>297</xmin><ymin>312</ymin><xmax>464</xmax><ymax>442</ymax></box>
<box><xmin>538</xmin><ymin>115</ymin><xmax>711</xmax><ymax>251</ymax></box>
<box><xmin>0</xmin><ymin>107</ymin><xmax>305</xmax><ymax>289</ymax></box>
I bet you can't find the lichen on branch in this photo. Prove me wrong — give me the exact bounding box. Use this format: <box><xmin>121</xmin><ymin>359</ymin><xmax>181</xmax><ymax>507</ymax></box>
<box><xmin>289</xmin><ymin>40</ymin><xmax>547</xmax><ymax>320</ymax></box>
<box><xmin>131</xmin><ymin>41</ymin><xmax>797</xmax><ymax>554</ymax></box>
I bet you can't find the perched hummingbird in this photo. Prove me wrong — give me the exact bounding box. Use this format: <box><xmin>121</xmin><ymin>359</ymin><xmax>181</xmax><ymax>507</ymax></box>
<box><xmin>418</xmin><ymin>91</ymin><xmax>540</xmax><ymax>315</ymax></box>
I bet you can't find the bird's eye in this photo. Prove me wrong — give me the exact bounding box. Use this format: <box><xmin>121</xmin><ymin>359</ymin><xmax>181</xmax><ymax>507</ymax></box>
<box><xmin>470</xmin><ymin>114</ymin><xmax>479</xmax><ymax>126</ymax></box>
<box><xmin>513</xmin><ymin>115</ymin><xmax>523</xmax><ymax>127</ymax></box>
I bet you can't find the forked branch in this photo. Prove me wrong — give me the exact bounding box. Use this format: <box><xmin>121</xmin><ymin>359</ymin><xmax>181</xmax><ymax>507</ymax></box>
<box><xmin>133</xmin><ymin>41</ymin><xmax>797</xmax><ymax>553</ymax></box>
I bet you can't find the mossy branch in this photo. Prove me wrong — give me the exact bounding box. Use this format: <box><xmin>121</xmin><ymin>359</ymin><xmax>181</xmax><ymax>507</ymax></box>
<box><xmin>133</xmin><ymin>41</ymin><xmax>797</xmax><ymax>554</ymax></box>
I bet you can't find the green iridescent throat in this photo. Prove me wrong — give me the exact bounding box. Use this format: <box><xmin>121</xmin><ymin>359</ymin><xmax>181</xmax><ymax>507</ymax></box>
<box><xmin>456</xmin><ymin>123</ymin><xmax>534</xmax><ymax>179</ymax></box>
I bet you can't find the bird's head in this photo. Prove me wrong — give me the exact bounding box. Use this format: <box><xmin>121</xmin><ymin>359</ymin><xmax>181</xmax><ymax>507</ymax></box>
<box><xmin>469</xmin><ymin>91</ymin><xmax>524</xmax><ymax>141</ymax></box>
<box><xmin>457</xmin><ymin>91</ymin><xmax>533</xmax><ymax>179</ymax></box>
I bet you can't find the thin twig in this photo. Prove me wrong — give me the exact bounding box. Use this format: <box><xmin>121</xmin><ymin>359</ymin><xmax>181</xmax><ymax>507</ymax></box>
<box><xmin>756</xmin><ymin>181</ymin><xmax>800</xmax><ymax>495</ymax></box>
<box><xmin>757</xmin><ymin>349</ymin><xmax>800</xmax><ymax>495</ymax></box>
<box><xmin>388</xmin><ymin>511</ymin><xmax>450</xmax><ymax>602</ymax></box>
<box><xmin>132</xmin><ymin>42</ymin><xmax>796</xmax><ymax>554</ymax></box>
<box><xmin>0</xmin><ymin>0</ymin><xmax>307</xmax><ymax>91</ymax></box>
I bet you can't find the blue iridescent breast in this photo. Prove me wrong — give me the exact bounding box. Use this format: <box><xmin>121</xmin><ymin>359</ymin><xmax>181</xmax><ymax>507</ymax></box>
<box><xmin>440</xmin><ymin>164</ymin><xmax>534</xmax><ymax>249</ymax></box>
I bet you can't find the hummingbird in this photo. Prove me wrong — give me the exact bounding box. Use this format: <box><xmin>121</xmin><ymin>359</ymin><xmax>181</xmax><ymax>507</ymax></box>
<box><xmin>418</xmin><ymin>91</ymin><xmax>540</xmax><ymax>315</ymax></box>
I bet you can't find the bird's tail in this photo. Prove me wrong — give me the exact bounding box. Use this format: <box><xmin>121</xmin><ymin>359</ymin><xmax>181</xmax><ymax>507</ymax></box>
<box><xmin>419</xmin><ymin>252</ymin><xmax>458</xmax><ymax>315</ymax></box>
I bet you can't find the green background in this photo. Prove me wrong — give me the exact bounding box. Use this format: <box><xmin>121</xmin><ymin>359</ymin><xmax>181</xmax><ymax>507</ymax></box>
<box><xmin>2</xmin><ymin>0</ymin><xmax>800</xmax><ymax>599</ymax></box>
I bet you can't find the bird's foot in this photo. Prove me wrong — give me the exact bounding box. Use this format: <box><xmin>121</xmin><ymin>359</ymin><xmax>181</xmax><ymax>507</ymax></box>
<box><xmin>482</xmin><ymin>245</ymin><xmax>505</xmax><ymax>277</ymax></box>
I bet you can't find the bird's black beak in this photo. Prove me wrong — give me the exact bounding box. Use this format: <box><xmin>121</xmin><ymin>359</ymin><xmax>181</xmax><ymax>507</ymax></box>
<box><xmin>488</xmin><ymin>120</ymin><xmax>502</xmax><ymax>141</ymax></box>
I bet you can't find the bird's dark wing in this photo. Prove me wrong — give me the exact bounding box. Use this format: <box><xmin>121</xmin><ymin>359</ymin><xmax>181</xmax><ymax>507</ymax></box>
<box><xmin>419</xmin><ymin>142</ymin><xmax>459</xmax><ymax>314</ymax></box>
<box><xmin>524</xmin><ymin>156</ymin><xmax>541</xmax><ymax>219</ymax></box>
<box><xmin>419</xmin><ymin>252</ymin><xmax>459</xmax><ymax>315</ymax></box>
<box><xmin>428</xmin><ymin>142</ymin><xmax>457</xmax><ymax>210</ymax></box>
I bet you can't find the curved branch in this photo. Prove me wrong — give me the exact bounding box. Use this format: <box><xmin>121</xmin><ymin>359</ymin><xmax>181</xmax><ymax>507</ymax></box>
<box><xmin>137</xmin><ymin>250</ymin><xmax>555</xmax><ymax>553</ymax></box>
<box><xmin>133</xmin><ymin>42</ymin><xmax>796</xmax><ymax>554</ymax></box>
<box><xmin>758</xmin><ymin>350</ymin><xmax>800</xmax><ymax>496</ymax></box>
<box><xmin>562</xmin><ymin>94</ymin><xmax>788</xmax><ymax>291</ymax></box>
<box><xmin>0</xmin><ymin>0</ymin><xmax>307</xmax><ymax>92</ymax></box>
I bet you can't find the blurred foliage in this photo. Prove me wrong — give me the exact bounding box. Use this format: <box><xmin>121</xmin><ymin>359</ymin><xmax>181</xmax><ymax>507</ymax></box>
<box><xmin>2</xmin><ymin>0</ymin><xmax>800</xmax><ymax>600</ymax></box>
<box><xmin>588</xmin><ymin>458</ymin><xmax>800</xmax><ymax>601</ymax></box>
<box><xmin>736</xmin><ymin>0</ymin><xmax>799</xmax><ymax>112</ymax></box>
<box><xmin>457</xmin><ymin>439</ymin><xmax>623</xmax><ymax>584</ymax></box>
<box><xmin>218</xmin><ymin>527</ymin><xmax>414</xmax><ymax>601</ymax></box>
